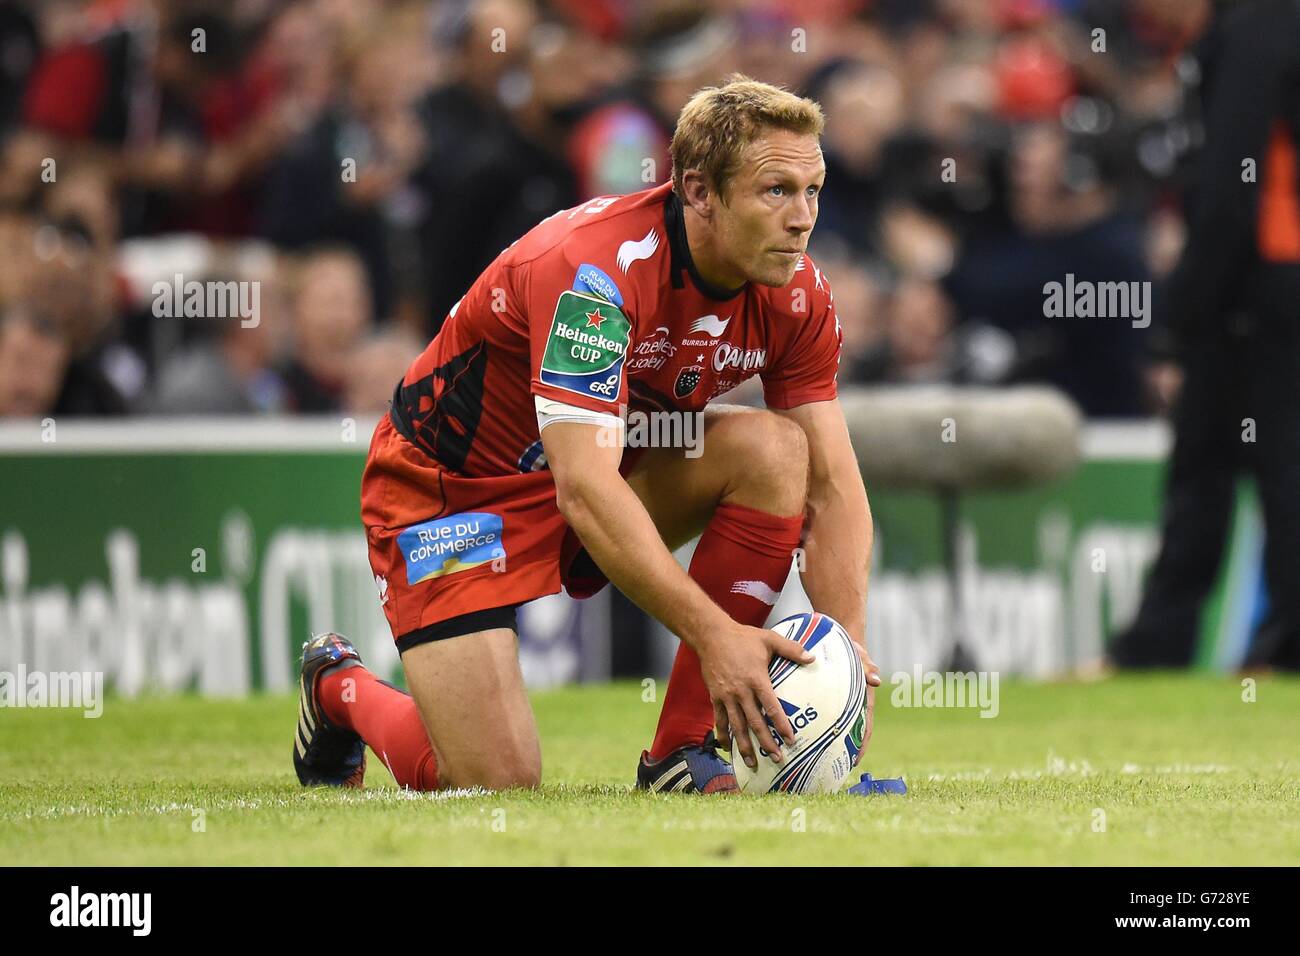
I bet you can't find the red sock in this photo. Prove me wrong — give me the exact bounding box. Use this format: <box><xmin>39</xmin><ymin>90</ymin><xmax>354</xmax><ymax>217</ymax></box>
<box><xmin>318</xmin><ymin>665</ymin><xmax>440</xmax><ymax>791</ymax></box>
<box><xmin>649</xmin><ymin>502</ymin><xmax>804</xmax><ymax>759</ymax></box>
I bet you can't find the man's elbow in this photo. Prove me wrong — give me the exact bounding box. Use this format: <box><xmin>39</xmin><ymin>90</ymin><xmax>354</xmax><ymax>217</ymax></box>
<box><xmin>808</xmin><ymin>466</ymin><xmax>868</xmax><ymax>510</ymax></box>
<box><xmin>552</xmin><ymin>471</ymin><xmax>599</xmax><ymax>528</ymax></box>
<box><xmin>541</xmin><ymin>421</ymin><xmax>625</xmax><ymax>528</ymax></box>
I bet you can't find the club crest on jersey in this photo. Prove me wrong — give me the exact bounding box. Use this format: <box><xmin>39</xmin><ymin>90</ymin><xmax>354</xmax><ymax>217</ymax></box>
<box><xmin>617</xmin><ymin>228</ymin><xmax>660</xmax><ymax>272</ymax></box>
<box><xmin>540</xmin><ymin>290</ymin><xmax>630</xmax><ymax>403</ymax></box>
<box><xmin>674</xmin><ymin>365</ymin><xmax>703</xmax><ymax>399</ymax></box>
<box><xmin>571</xmin><ymin>263</ymin><xmax>624</xmax><ymax>307</ymax></box>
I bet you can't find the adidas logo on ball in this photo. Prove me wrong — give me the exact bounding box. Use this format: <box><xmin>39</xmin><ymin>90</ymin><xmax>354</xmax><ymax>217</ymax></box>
<box><xmin>788</xmin><ymin>704</ymin><xmax>818</xmax><ymax>730</ymax></box>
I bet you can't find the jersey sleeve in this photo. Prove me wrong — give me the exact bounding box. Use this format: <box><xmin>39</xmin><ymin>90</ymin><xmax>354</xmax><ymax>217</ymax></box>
<box><xmin>524</xmin><ymin>244</ymin><xmax>635</xmax><ymax>414</ymax></box>
<box><xmin>761</xmin><ymin>263</ymin><xmax>842</xmax><ymax>409</ymax></box>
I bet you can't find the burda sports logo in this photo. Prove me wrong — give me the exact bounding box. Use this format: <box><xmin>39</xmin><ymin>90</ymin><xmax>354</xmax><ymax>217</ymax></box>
<box><xmin>689</xmin><ymin>314</ymin><xmax>730</xmax><ymax>336</ymax></box>
<box><xmin>681</xmin><ymin>314</ymin><xmax>731</xmax><ymax>347</ymax></box>
<box><xmin>50</xmin><ymin>886</ymin><xmax>151</xmax><ymax>936</ymax></box>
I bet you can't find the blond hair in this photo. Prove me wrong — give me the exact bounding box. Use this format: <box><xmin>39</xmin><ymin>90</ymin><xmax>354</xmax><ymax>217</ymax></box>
<box><xmin>670</xmin><ymin>74</ymin><xmax>825</xmax><ymax>201</ymax></box>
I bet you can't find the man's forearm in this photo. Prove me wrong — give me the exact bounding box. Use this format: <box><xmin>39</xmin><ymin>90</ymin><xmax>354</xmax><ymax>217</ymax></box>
<box><xmin>557</xmin><ymin>476</ymin><xmax>729</xmax><ymax>651</ymax></box>
<box><xmin>799</xmin><ymin>477</ymin><xmax>872</xmax><ymax>646</ymax></box>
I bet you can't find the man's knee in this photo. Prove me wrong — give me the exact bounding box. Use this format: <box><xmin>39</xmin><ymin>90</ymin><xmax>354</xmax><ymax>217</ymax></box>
<box><xmin>401</xmin><ymin>630</ymin><xmax>543</xmax><ymax>791</ymax></box>
<box><xmin>443</xmin><ymin>741</ymin><xmax>542</xmax><ymax>791</ymax></box>
<box><xmin>711</xmin><ymin>408</ymin><xmax>809</xmax><ymax>513</ymax></box>
<box><xmin>475</xmin><ymin>760</ymin><xmax>542</xmax><ymax>791</ymax></box>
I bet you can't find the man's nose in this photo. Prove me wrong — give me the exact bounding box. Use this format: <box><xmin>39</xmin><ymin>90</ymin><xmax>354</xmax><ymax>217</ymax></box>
<box><xmin>787</xmin><ymin>194</ymin><xmax>814</xmax><ymax>233</ymax></box>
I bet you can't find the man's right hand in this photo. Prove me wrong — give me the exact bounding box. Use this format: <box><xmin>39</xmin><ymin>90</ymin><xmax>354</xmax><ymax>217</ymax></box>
<box><xmin>698</xmin><ymin>623</ymin><xmax>814</xmax><ymax>770</ymax></box>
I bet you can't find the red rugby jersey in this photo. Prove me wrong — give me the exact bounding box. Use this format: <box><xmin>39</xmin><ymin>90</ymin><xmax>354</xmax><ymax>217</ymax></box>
<box><xmin>389</xmin><ymin>182</ymin><xmax>841</xmax><ymax>477</ymax></box>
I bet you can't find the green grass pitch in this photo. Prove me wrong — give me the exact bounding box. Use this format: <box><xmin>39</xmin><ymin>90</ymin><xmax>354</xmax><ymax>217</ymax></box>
<box><xmin>2</xmin><ymin>674</ymin><xmax>1297</xmax><ymax>865</ymax></box>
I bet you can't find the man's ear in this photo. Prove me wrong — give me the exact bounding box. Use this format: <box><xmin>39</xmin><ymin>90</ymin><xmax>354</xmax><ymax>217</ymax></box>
<box><xmin>681</xmin><ymin>170</ymin><xmax>713</xmax><ymax>220</ymax></box>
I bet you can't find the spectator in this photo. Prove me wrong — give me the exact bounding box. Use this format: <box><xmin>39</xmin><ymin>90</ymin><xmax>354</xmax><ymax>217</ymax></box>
<box><xmin>849</xmin><ymin>276</ymin><xmax>962</xmax><ymax>385</ymax></box>
<box><xmin>344</xmin><ymin>328</ymin><xmax>424</xmax><ymax>418</ymax></box>
<box><xmin>947</xmin><ymin>121</ymin><xmax>1150</xmax><ymax>416</ymax></box>
<box><xmin>0</xmin><ymin>210</ymin><xmax>124</xmax><ymax>416</ymax></box>
<box><xmin>0</xmin><ymin>0</ymin><xmax>1208</xmax><ymax>422</ymax></box>
<box><xmin>258</xmin><ymin>3</ymin><xmax>431</xmax><ymax>322</ymax></box>
<box><xmin>144</xmin><ymin>273</ymin><xmax>288</xmax><ymax>415</ymax></box>
<box><xmin>413</xmin><ymin>0</ymin><xmax>577</xmax><ymax>332</ymax></box>
<box><xmin>0</xmin><ymin>306</ymin><xmax>69</xmax><ymax>417</ymax></box>
<box><xmin>278</xmin><ymin>248</ymin><xmax>371</xmax><ymax>413</ymax></box>
<box><xmin>810</xmin><ymin>253</ymin><xmax>887</xmax><ymax>384</ymax></box>
<box><xmin>566</xmin><ymin>11</ymin><xmax>737</xmax><ymax>200</ymax></box>
<box><xmin>810</xmin><ymin>59</ymin><xmax>911</xmax><ymax>257</ymax></box>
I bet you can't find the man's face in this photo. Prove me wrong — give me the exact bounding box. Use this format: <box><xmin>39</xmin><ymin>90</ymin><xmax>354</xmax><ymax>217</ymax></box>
<box><xmin>710</xmin><ymin>129</ymin><xmax>825</xmax><ymax>287</ymax></box>
<box><xmin>294</xmin><ymin>256</ymin><xmax>371</xmax><ymax>380</ymax></box>
<box><xmin>0</xmin><ymin>315</ymin><xmax>69</xmax><ymax>417</ymax></box>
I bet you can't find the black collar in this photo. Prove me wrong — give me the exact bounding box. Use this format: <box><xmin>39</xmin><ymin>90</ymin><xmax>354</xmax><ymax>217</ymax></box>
<box><xmin>664</xmin><ymin>190</ymin><xmax>747</xmax><ymax>301</ymax></box>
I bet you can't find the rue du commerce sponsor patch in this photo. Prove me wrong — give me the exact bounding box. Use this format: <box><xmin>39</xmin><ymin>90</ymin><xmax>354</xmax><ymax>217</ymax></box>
<box><xmin>399</xmin><ymin>511</ymin><xmax>505</xmax><ymax>583</ymax></box>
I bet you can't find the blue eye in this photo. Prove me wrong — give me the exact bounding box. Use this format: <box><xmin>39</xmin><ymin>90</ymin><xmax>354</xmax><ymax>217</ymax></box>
<box><xmin>768</xmin><ymin>185</ymin><xmax>784</xmax><ymax>197</ymax></box>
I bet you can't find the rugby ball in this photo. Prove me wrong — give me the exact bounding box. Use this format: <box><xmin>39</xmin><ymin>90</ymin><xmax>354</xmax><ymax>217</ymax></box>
<box><xmin>733</xmin><ymin>612</ymin><xmax>868</xmax><ymax>794</ymax></box>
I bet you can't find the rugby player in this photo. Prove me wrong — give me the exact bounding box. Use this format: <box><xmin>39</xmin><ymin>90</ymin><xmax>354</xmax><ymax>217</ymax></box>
<box><xmin>293</xmin><ymin>75</ymin><xmax>881</xmax><ymax>794</ymax></box>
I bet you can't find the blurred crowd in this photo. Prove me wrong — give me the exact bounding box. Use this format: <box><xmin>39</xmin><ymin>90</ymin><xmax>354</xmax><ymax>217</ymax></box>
<box><xmin>0</xmin><ymin>0</ymin><xmax>1212</xmax><ymax>420</ymax></box>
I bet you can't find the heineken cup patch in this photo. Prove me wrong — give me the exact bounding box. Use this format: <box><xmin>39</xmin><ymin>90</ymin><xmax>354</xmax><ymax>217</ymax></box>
<box><xmin>540</xmin><ymin>290</ymin><xmax>630</xmax><ymax>402</ymax></box>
